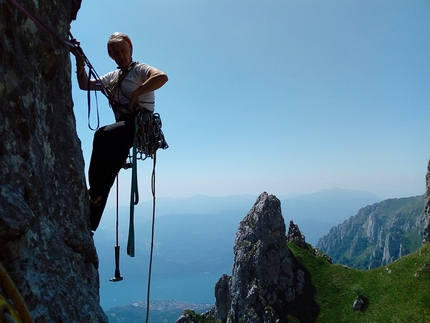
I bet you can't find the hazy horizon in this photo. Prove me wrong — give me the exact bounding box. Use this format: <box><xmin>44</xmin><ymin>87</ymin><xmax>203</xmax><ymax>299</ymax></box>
<box><xmin>71</xmin><ymin>1</ymin><xmax>430</xmax><ymax>204</ymax></box>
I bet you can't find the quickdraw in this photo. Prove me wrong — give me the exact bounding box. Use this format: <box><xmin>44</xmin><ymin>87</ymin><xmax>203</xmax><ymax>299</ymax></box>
<box><xmin>135</xmin><ymin>110</ymin><xmax>169</xmax><ymax>161</ymax></box>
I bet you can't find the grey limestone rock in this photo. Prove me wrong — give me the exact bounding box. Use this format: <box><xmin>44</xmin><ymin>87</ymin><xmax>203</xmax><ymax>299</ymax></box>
<box><xmin>423</xmin><ymin>159</ymin><xmax>430</xmax><ymax>242</ymax></box>
<box><xmin>214</xmin><ymin>192</ymin><xmax>305</xmax><ymax>323</ymax></box>
<box><xmin>286</xmin><ymin>220</ymin><xmax>307</xmax><ymax>249</ymax></box>
<box><xmin>353</xmin><ymin>298</ymin><xmax>364</xmax><ymax>310</ymax></box>
<box><xmin>317</xmin><ymin>194</ymin><xmax>425</xmax><ymax>269</ymax></box>
<box><xmin>0</xmin><ymin>0</ymin><xmax>107</xmax><ymax>322</ymax></box>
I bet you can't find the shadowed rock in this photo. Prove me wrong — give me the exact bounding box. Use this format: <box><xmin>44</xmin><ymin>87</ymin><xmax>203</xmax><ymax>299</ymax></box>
<box><xmin>0</xmin><ymin>1</ymin><xmax>107</xmax><ymax>321</ymax></box>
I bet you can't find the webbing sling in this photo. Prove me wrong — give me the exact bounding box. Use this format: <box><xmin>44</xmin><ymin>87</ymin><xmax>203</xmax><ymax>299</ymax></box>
<box><xmin>87</xmin><ymin>68</ymin><xmax>100</xmax><ymax>130</ymax></box>
<box><xmin>127</xmin><ymin>117</ymin><xmax>139</xmax><ymax>257</ymax></box>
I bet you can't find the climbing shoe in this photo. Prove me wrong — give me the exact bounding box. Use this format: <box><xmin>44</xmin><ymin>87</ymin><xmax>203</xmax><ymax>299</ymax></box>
<box><xmin>89</xmin><ymin>195</ymin><xmax>103</xmax><ymax>207</ymax></box>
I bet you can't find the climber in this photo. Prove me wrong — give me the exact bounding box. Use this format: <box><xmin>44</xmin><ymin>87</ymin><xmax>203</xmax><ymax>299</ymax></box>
<box><xmin>70</xmin><ymin>32</ymin><xmax>168</xmax><ymax>231</ymax></box>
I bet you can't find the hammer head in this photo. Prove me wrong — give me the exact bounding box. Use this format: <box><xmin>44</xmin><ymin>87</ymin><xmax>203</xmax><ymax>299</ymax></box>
<box><xmin>110</xmin><ymin>276</ymin><xmax>123</xmax><ymax>282</ymax></box>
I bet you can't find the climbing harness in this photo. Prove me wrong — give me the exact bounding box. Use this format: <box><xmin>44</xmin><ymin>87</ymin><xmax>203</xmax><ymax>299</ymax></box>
<box><xmin>0</xmin><ymin>262</ymin><xmax>34</xmax><ymax>323</ymax></box>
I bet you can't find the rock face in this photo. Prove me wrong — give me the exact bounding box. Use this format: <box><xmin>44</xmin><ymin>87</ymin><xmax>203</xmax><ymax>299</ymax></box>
<box><xmin>0</xmin><ymin>1</ymin><xmax>107</xmax><ymax>322</ymax></box>
<box><xmin>286</xmin><ymin>220</ymin><xmax>307</xmax><ymax>248</ymax></box>
<box><xmin>423</xmin><ymin>159</ymin><xmax>430</xmax><ymax>242</ymax></box>
<box><xmin>214</xmin><ymin>192</ymin><xmax>305</xmax><ymax>323</ymax></box>
<box><xmin>317</xmin><ymin>195</ymin><xmax>425</xmax><ymax>270</ymax></box>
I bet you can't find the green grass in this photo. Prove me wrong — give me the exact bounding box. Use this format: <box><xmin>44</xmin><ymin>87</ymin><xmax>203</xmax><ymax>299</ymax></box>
<box><xmin>287</xmin><ymin>242</ymin><xmax>430</xmax><ymax>323</ymax></box>
<box><xmin>194</xmin><ymin>242</ymin><xmax>430</xmax><ymax>322</ymax></box>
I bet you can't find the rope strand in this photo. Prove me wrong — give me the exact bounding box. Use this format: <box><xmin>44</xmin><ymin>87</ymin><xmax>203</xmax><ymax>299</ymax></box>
<box><xmin>145</xmin><ymin>152</ymin><xmax>157</xmax><ymax>323</ymax></box>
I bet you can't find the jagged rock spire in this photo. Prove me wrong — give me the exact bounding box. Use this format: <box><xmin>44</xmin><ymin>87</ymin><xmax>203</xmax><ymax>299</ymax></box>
<box><xmin>214</xmin><ymin>192</ymin><xmax>305</xmax><ymax>323</ymax></box>
<box><xmin>286</xmin><ymin>220</ymin><xmax>307</xmax><ymax>248</ymax></box>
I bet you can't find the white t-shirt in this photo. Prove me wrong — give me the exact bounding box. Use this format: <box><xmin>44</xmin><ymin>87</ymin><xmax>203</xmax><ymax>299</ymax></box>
<box><xmin>99</xmin><ymin>62</ymin><xmax>155</xmax><ymax>113</ymax></box>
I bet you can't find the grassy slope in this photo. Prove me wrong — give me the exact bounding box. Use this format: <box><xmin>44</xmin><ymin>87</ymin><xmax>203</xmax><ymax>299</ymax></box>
<box><xmin>287</xmin><ymin>242</ymin><xmax>430</xmax><ymax>323</ymax></box>
<box><xmin>184</xmin><ymin>242</ymin><xmax>430</xmax><ymax>322</ymax></box>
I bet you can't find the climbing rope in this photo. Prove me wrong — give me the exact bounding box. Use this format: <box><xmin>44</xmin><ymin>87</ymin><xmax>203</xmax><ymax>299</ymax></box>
<box><xmin>7</xmin><ymin>0</ymin><xmax>74</xmax><ymax>48</ymax></box>
<box><xmin>135</xmin><ymin>111</ymin><xmax>169</xmax><ymax>161</ymax></box>
<box><xmin>0</xmin><ymin>262</ymin><xmax>34</xmax><ymax>323</ymax></box>
<box><xmin>0</xmin><ymin>294</ymin><xmax>21</xmax><ymax>323</ymax></box>
<box><xmin>127</xmin><ymin>111</ymin><xmax>168</xmax><ymax>257</ymax></box>
<box><xmin>117</xmin><ymin>127</ymin><xmax>158</xmax><ymax>322</ymax></box>
<box><xmin>8</xmin><ymin>0</ymin><xmax>114</xmax><ymax>131</ymax></box>
<box><xmin>145</xmin><ymin>152</ymin><xmax>157</xmax><ymax>323</ymax></box>
<box><xmin>73</xmin><ymin>34</ymin><xmax>118</xmax><ymax>131</ymax></box>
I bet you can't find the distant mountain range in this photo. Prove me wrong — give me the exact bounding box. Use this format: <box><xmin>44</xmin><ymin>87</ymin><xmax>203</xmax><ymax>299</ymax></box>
<box><xmin>96</xmin><ymin>187</ymin><xmax>382</xmax><ymax>274</ymax></box>
<box><xmin>101</xmin><ymin>191</ymin><xmax>430</xmax><ymax>322</ymax></box>
<box><xmin>105</xmin><ymin>300</ymin><xmax>212</xmax><ymax>323</ymax></box>
<box><xmin>280</xmin><ymin>187</ymin><xmax>380</xmax><ymax>244</ymax></box>
<box><xmin>94</xmin><ymin>188</ymin><xmax>383</xmax><ymax>310</ymax></box>
<box><xmin>316</xmin><ymin>195</ymin><xmax>425</xmax><ymax>269</ymax></box>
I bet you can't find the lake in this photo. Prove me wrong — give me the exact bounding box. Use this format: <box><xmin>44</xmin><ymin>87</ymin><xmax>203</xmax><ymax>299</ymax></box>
<box><xmin>100</xmin><ymin>271</ymin><xmax>225</xmax><ymax>310</ymax></box>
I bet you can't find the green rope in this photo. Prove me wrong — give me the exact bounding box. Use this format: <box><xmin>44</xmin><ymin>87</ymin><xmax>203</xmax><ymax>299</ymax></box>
<box><xmin>127</xmin><ymin>117</ymin><xmax>139</xmax><ymax>257</ymax></box>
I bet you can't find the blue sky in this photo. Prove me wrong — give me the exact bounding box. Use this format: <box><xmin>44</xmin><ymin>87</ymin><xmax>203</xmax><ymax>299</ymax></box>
<box><xmin>70</xmin><ymin>1</ymin><xmax>430</xmax><ymax>202</ymax></box>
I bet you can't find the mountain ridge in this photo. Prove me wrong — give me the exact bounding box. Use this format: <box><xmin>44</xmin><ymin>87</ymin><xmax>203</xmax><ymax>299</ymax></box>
<box><xmin>96</xmin><ymin>188</ymin><xmax>397</xmax><ymax>313</ymax></box>
<box><xmin>316</xmin><ymin>195</ymin><xmax>425</xmax><ymax>269</ymax></box>
<box><xmin>95</xmin><ymin>187</ymin><xmax>383</xmax><ymax>282</ymax></box>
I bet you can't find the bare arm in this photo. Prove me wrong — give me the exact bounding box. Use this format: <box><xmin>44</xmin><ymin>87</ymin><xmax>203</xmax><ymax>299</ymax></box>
<box><xmin>128</xmin><ymin>68</ymin><xmax>168</xmax><ymax>110</ymax></box>
<box><xmin>70</xmin><ymin>40</ymin><xmax>98</xmax><ymax>90</ymax></box>
<box><xmin>74</xmin><ymin>56</ymin><xmax>98</xmax><ymax>90</ymax></box>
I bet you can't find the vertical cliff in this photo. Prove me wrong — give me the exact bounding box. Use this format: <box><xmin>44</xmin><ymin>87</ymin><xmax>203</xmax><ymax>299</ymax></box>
<box><xmin>317</xmin><ymin>195</ymin><xmax>425</xmax><ymax>269</ymax></box>
<box><xmin>0</xmin><ymin>0</ymin><xmax>108</xmax><ymax>321</ymax></box>
<box><xmin>423</xmin><ymin>160</ymin><xmax>430</xmax><ymax>242</ymax></box>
